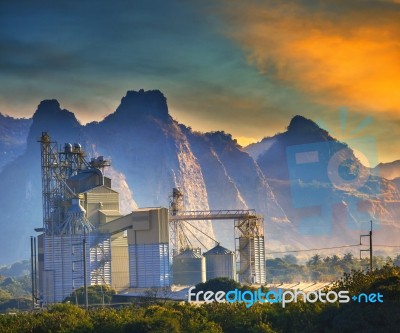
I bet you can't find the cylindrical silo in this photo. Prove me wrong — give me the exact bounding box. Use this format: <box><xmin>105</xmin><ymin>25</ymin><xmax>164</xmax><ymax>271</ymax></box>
<box><xmin>172</xmin><ymin>249</ymin><xmax>206</xmax><ymax>285</ymax></box>
<box><xmin>204</xmin><ymin>245</ymin><xmax>236</xmax><ymax>281</ymax></box>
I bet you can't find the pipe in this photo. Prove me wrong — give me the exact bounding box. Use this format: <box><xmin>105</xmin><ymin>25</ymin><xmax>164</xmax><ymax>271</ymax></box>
<box><xmin>83</xmin><ymin>238</ymin><xmax>88</xmax><ymax>310</ymax></box>
<box><xmin>33</xmin><ymin>237</ymin><xmax>37</xmax><ymax>302</ymax></box>
<box><xmin>30</xmin><ymin>237</ymin><xmax>35</xmax><ymax>309</ymax></box>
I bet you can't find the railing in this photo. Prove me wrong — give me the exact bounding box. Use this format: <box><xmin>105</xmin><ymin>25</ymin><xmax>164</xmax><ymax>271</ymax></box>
<box><xmin>169</xmin><ymin>209</ymin><xmax>257</xmax><ymax>221</ymax></box>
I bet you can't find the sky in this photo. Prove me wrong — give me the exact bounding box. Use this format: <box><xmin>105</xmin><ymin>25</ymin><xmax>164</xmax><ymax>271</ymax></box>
<box><xmin>0</xmin><ymin>0</ymin><xmax>399</xmax><ymax>163</ymax></box>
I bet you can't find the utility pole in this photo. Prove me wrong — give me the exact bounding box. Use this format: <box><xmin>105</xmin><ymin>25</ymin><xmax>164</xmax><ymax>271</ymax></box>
<box><xmin>360</xmin><ymin>220</ymin><xmax>373</xmax><ymax>271</ymax></box>
<box><xmin>33</xmin><ymin>237</ymin><xmax>37</xmax><ymax>303</ymax></box>
<box><xmin>369</xmin><ymin>220</ymin><xmax>373</xmax><ymax>272</ymax></box>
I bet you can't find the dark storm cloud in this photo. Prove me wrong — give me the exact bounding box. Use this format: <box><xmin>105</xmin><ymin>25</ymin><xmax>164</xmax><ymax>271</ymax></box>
<box><xmin>0</xmin><ymin>39</ymin><xmax>80</xmax><ymax>76</ymax></box>
<box><xmin>0</xmin><ymin>1</ymin><xmax>216</xmax><ymax>77</ymax></box>
<box><xmin>0</xmin><ymin>0</ymin><xmax>240</xmax><ymax>118</ymax></box>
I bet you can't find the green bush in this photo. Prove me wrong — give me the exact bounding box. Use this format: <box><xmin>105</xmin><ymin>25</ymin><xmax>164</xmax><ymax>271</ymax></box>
<box><xmin>0</xmin><ymin>266</ymin><xmax>398</xmax><ymax>333</ymax></box>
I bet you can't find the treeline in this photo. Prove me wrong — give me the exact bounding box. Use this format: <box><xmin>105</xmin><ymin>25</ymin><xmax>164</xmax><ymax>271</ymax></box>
<box><xmin>0</xmin><ymin>275</ymin><xmax>31</xmax><ymax>312</ymax></box>
<box><xmin>266</xmin><ymin>253</ymin><xmax>400</xmax><ymax>283</ymax></box>
<box><xmin>0</xmin><ymin>260</ymin><xmax>32</xmax><ymax>312</ymax></box>
<box><xmin>0</xmin><ymin>264</ymin><xmax>399</xmax><ymax>333</ymax></box>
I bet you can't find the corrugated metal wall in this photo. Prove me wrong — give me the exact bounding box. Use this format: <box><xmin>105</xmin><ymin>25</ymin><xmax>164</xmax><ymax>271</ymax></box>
<box><xmin>205</xmin><ymin>253</ymin><xmax>236</xmax><ymax>281</ymax></box>
<box><xmin>129</xmin><ymin>243</ymin><xmax>170</xmax><ymax>288</ymax></box>
<box><xmin>111</xmin><ymin>236</ymin><xmax>129</xmax><ymax>291</ymax></box>
<box><xmin>172</xmin><ymin>256</ymin><xmax>206</xmax><ymax>285</ymax></box>
<box><xmin>43</xmin><ymin>233</ymin><xmax>111</xmax><ymax>303</ymax></box>
<box><xmin>239</xmin><ymin>236</ymin><xmax>265</xmax><ymax>284</ymax></box>
<box><xmin>253</xmin><ymin>236</ymin><xmax>265</xmax><ymax>284</ymax></box>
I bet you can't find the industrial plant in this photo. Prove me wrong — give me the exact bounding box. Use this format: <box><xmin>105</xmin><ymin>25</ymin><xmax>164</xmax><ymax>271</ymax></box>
<box><xmin>31</xmin><ymin>133</ymin><xmax>266</xmax><ymax>304</ymax></box>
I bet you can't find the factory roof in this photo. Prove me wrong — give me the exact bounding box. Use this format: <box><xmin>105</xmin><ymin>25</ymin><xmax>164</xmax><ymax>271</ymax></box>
<box><xmin>266</xmin><ymin>282</ymin><xmax>334</xmax><ymax>292</ymax></box>
<box><xmin>82</xmin><ymin>185</ymin><xmax>118</xmax><ymax>194</ymax></box>
<box><xmin>68</xmin><ymin>170</ymin><xmax>97</xmax><ymax>181</ymax></box>
<box><xmin>175</xmin><ymin>249</ymin><xmax>203</xmax><ymax>259</ymax></box>
<box><xmin>204</xmin><ymin>244</ymin><xmax>233</xmax><ymax>255</ymax></box>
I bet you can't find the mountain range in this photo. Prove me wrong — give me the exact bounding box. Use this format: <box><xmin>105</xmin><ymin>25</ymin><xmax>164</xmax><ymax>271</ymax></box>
<box><xmin>0</xmin><ymin>89</ymin><xmax>399</xmax><ymax>263</ymax></box>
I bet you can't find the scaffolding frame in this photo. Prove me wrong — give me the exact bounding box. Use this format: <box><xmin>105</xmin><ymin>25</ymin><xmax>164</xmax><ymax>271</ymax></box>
<box><xmin>39</xmin><ymin>132</ymin><xmax>89</xmax><ymax>235</ymax></box>
<box><xmin>168</xmin><ymin>187</ymin><xmax>266</xmax><ymax>283</ymax></box>
<box><xmin>234</xmin><ymin>217</ymin><xmax>265</xmax><ymax>284</ymax></box>
<box><xmin>38</xmin><ymin>132</ymin><xmax>112</xmax><ymax>303</ymax></box>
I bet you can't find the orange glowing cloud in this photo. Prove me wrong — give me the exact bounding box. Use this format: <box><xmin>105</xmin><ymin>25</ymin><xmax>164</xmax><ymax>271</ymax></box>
<box><xmin>220</xmin><ymin>0</ymin><xmax>400</xmax><ymax>116</ymax></box>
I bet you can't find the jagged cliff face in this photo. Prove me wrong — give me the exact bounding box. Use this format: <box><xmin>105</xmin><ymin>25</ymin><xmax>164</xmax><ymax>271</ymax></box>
<box><xmin>181</xmin><ymin>126</ymin><xmax>247</xmax><ymax>211</ymax></box>
<box><xmin>85</xmin><ymin>90</ymin><xmax>215</xmax><ymax>248</ymax></box>
<box><xmin>84</xmin><ymin>90</ymin><xmax>208</xmax><ymax>209</ymax></box>
<box><xmin>203</xmin><ymin>131</ymin><xmax>288</xmax><ymax>222</ymax></box>
<box><xmin>183</xmin><ymin>128</ymin><xmax>290</xmax><ymax>249</ymax></box>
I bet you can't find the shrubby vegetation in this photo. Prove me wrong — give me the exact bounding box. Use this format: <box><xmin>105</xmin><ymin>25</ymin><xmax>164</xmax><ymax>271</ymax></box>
<box><xmin>191</xmin><ymin>277</ymin><xmax>268</xmax><ymax>301</ymax></box>
<box><xmin>266</xmin><ymin>253</ymin><xmax>399</xmax><ymax>282</ymax></box>
<box><xmin>0</xmin><ymin>264</ymin><xmax>398</xmax><ymax>332</ymax></box>
<box><xmin>63</xmin><ymin>285</ymin><xmax>116</xmax><ymax>306</ymax></box>
<box><xmin>0</xmin><ymin>274</ymin><xmax>31</xmax><ymax>312</ymax></box>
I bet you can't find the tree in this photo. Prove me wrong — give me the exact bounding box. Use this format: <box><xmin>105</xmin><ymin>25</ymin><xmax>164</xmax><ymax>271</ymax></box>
<box><xmin>332</xmin><ymin>262</ymin><xmax>400</xmax><ymax>295</ymax></box>
<box><xmin>308</xmin><ymin>254</ymin><xmax>322</xmax><ymax>266</ymax></box>
<box><xmin>63</xmin><ymin>285</ymin><xmax>116</xmax><ymax>306</ymax></box>
<box><xmin>342</xmin><ymin>252</ymin><xmax>355</xmax><ymax>264</ymax></box>
<box><xmin>283</xmin><ymin>254</ymin><xmax>297</xmax><ymax>265</ymax></box>
<box><xmin>194</xmin><ymin>277</ymin><xmax>242</xmax><ymax>295</ymax></box>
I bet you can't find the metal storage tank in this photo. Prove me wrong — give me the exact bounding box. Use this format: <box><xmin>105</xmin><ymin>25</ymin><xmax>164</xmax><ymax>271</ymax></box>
<box><xmin>172</xmin><ymin>249</ymin><xmax>206</xmax><ymax>285</ymax></box>
<box><xmin>204</xmin><ymin>245</ymin><xmax>236</xmax><ymax>281</ymax></box>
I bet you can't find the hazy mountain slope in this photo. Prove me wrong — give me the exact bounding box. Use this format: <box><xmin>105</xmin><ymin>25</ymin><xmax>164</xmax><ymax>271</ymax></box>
<box><xmin>245</xmin><ymin>136</ymin><xmax>276</xmax><ymax>161</ymax></box>
<box><xmin>0</xmin><ymin>113</ymin><xmax>31</xmax><ymax>170</ymax></box>
<box><xmin>253</xmin><ymin>115</ymin><xmax>400</xmax><ymax>248</ymax></box>
<box><xmin>0</xmin><ymin>92</ymin><xmax>398</xmax><ymax>262</ymax></box>
<box><xmin>0</xmin><ymin>101</ymin><xmax>136</xmax><ymax>263</ymax></box>
<box><xmin>373</xmin><ymin>160</ymin><xmax>400</xmax><ymax>180</ymax></box>
<box><xmin>0</xmin><ymin>101</ymin><xmax>83</xmax><ymax>263</ymax></box>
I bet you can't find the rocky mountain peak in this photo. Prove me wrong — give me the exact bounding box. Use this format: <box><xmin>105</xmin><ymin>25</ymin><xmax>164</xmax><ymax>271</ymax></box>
<box><xmin>281</xmin><ymin>115</ymin><xmax>333</xmax><ymax>147</ymax></box>
<box><xmin>33</xmin><ymin>100</ymin><xmax>62</xmax><ymax>120</ymax></box>
<box><xmin>111</xmin><ymin>89</ymin><xmax>170</xmax><ymax>123</ymax></box>
<box><xmin>205</xmin><ymin>131</ymin><xmax>240</xmax><ymax>154</ymax></box>
<box><xmin>27</xmin><ymin>100</ymin><xmax>81</xmax><ymax>149</ymax></box>
<box><xmin>287</xmin><ymin>115</ymin><xmax>328</xmax><ymax>137</ymax></box>
<box><xmin>31</xmin><ymin>99</ymin><xmax>79</xmax><ymax>124</ymax></box>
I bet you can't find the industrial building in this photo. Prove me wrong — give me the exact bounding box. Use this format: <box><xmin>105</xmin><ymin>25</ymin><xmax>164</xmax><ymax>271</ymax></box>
<box><xmin>32</xmin><ymin>133</ymin><xmax>266</xmax><ymax>305</ymax></box>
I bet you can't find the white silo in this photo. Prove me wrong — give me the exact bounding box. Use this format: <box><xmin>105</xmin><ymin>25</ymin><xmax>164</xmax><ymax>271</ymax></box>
<box><xmin>204</xmin><ymin>245</ymin><xmax>236</xmax><ymax>281</ymax></box>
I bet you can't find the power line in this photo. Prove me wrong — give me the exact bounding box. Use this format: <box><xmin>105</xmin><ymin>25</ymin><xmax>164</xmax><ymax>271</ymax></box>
<box><xmin>184</xmin><ymin>220</ymin><xmax>219</xmax><ymax>244</ymax></box>
<box><xmin>265</xmin><ymin>244</ymin><xmax>360</xmax><ymax>255</ymax></box>
<box><xmin>181</xmin><ymin>223</ymin><xmax>208</xmax><ymax>250</ymax></box>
